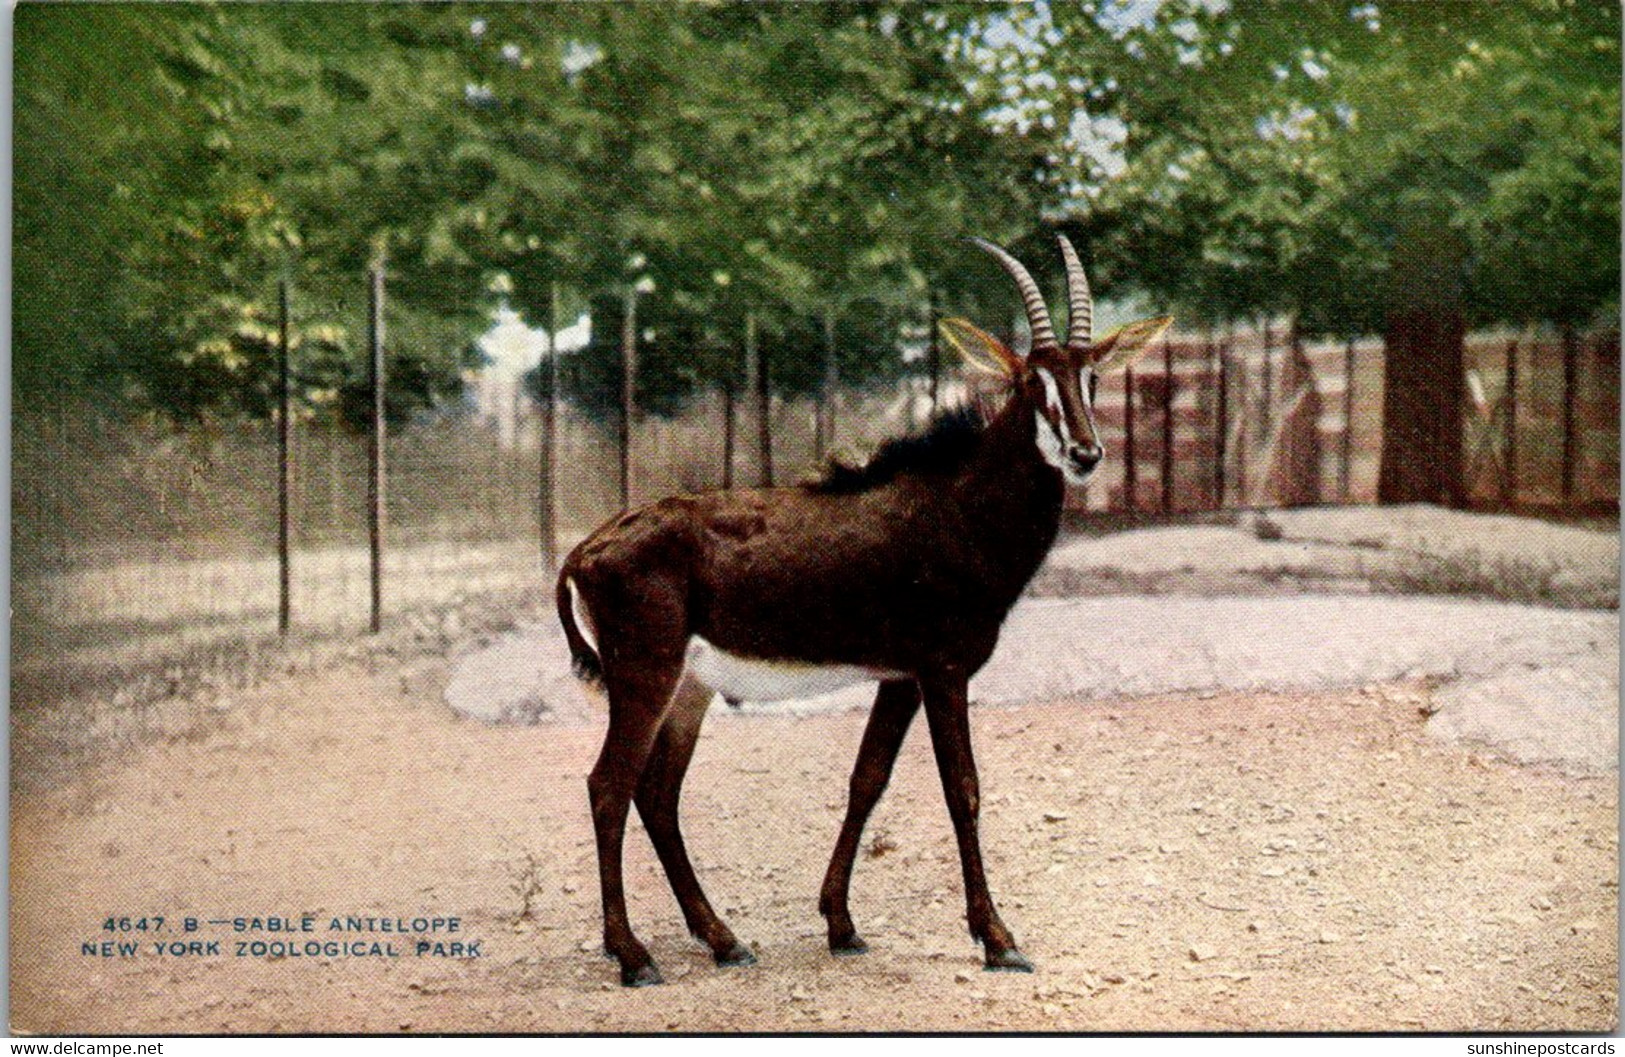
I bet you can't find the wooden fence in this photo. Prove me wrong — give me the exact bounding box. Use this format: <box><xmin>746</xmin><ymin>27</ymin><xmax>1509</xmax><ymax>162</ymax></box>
<box><xmin>1061</xmin><ymin>328</ymin><xmax>1618</xmax><ymax>517</ymax></box>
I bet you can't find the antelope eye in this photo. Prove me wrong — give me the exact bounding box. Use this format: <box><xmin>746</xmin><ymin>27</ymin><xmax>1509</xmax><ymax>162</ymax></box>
<box><xmin>1083</xmin><ymin>369</ymin><xmax>1098</xmax><ymax>401</ymax></box>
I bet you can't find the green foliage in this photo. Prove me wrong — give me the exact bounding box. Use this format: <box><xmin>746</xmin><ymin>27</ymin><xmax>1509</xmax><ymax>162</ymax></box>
<box><xmin>14</xmin><ymin>1</ymin><xmax>1618</xmax><ymax>429</ymax></box>
<box><xmin>969</xmin><ymin>0</ymin><xmax>1620</xmax><ymax>335</ymax></box>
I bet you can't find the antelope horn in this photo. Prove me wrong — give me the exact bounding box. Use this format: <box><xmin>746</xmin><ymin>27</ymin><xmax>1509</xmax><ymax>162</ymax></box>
<box><xmin>969</xmin><ymin>237</ymin><xmax>1057</xmax><ymax>351</ymax></box>
<box><xmin>1057</xmin><ymin>235</ymin><xmax>1093</xmax><ymax>348</ymax></box>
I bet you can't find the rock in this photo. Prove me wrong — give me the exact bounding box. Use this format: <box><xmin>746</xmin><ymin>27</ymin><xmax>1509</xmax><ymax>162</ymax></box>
<box><xmin>955</xmin><ymin>970</ymin><xmax>974</xmax><ymax>984</ymax></box>
<box><xmin>1043</xmin><ymin>811</ymin><xmax>1069</xmax><ymax>823</ymax></box>
<box><xmin>1188</xmin><ymin>944</ymin><xmax>1217</xmax><ymax>963</ymax></box>
<box><xmin>1319</xmin><ymin>930</ymin><xmax>1342</xmax><ymax>944</ymax></box>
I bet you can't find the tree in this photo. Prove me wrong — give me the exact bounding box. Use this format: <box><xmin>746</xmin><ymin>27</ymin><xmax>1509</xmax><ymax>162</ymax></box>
<box><xmin>961</xmin><ymin>0</ymin><xmax>1620</xmax><ymax>505</ymax></box>
<box><xmin>17</xmin><ymin>6</ymin><xmax>515</xmax><ymax>425</ymax></box>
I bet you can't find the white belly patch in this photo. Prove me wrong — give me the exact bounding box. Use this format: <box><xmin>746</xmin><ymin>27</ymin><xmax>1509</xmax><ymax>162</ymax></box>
<box><xmin>684</xmin><ymin>635</ymin><xmax>905</xmax><ymax>702</ymax></box>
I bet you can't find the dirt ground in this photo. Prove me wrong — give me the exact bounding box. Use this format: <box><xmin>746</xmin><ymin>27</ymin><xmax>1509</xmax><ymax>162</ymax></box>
<box><xmin>11</xmin><ymin>649</ymin><xmax>1617</xmax><ymax>1034</ymax></box>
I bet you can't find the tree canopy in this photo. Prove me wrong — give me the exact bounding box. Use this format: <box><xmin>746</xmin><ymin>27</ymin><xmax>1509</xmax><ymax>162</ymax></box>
<box><xmin>15</xmin><ymin>2</ymin><xmax>1619</xmax><ymax>431</ymax></box>
<box><xmin>961</xmin><ymin>0</ymin><xmax>1620</xmax><ymax>335</ymax></box>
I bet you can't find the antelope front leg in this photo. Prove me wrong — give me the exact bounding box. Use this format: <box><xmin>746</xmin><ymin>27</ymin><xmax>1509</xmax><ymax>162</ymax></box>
<box><xmin>919</xmin><ymin>669</ymin><xmax>1032</xmax><ymax>973</ymax></box>
<box><xmin>819</xmin><ymin>678</ymin><xmax>921</xmax><ymax>955</ymax></box>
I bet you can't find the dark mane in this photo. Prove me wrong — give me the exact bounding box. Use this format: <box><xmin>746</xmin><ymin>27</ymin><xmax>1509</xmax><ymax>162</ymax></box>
<box><xmin>806</xmin><ymin>404</ymin><xmax>989</xmax><ymax>494</ymax></box>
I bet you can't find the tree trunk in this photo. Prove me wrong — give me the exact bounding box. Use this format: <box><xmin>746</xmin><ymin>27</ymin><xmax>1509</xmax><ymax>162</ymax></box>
<box><xmin>1377</xmin><ymin>219</ymin><xmax>1468</xmax><ymax>507</ymax></box>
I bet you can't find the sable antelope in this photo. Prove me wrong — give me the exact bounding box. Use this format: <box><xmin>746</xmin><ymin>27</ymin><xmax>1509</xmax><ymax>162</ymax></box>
<box><xmin>557</xmin><ymin>236</ymin><xmax>1171</xmax><ymax>987</ymax></box>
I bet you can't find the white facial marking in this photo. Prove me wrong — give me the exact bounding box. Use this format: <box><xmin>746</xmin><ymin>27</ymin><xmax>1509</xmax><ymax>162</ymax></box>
<box><xmin>1034</xmin><ymin>409</ymin><xmax>1068</xmax><ymax>470</ymax></box>
<box><xmin>1032</xmin><ymin>366</ymin><xmax>1095</xmax><ymax>483</ymax></box>
<box><xmin>1030</xmin><ymin>368</ymin><xmax>1101</xmax><ymax>486</ymax></box>
<box><xmin>1034</xmin><ymin>367</ymin><xmax>1065</xmax><ymax>424</ymax></box>
<box><xmin>684</xmin><ymin>636</ymin><xmax>905</xmax><ymax>703</ymax></box>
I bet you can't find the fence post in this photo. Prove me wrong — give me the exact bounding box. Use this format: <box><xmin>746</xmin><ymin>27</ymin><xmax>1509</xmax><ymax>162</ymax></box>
<box><xmin>819</xmin><ymin>305</ymin><xmax>839</xmax><ymax>459</ymax></box>
<box><xmin>620</xmin><ymin>287</ymin><xmax>638</xmax><ymax>510</ymax></box>
<box><xmin>1561</xmin><ymin>326</ymin><xmax>1579</xmax><ymax>504</ymax></box>
<box><xmin>722</xmin><ymin>376</ymin><xmax>735</xmax><ymax>489</ymax></box>
<box><xmin>539</xmin><ymin>280</ymin><xmax>559</xmax><ymax>571</ymax></box>
<box><xmin>1233</xmin><ymin>338</ymin><xmax>1249</xmax><ymax>506</ymax></box>
<box><xmin>927</xmin><ymin>289</ymin><xmax>942</xmax><ymax>414</ymax></box>
<box><xmin>1212</xmin><ymin>337</ymin><xmax>1228</xmax><ymax>510</ymax></box>
<box><xmin>1123</xmin><ymin>367</ymin><xmax>1137</xmax><ymax>513</ymax></box>
<box><xmin>367</xmin><ymin>265</ymin><xmax>386</xmax><ymax>634</ymax></box>
<box><xmin>749</xmin><ymin>312</ymin><xmax>772</xmax><ymax>486</ymax></box>
<box><xmin>1341</xmin><ymin>338</ymin><xmax>1356</xmax><ymax>502</ymax></box>
<box><xmin>1502</xmin><ymin>338</ymin><xmax>1519</xmax><ymax>507</ymax></box>
<box><xmin>1260</xmin><ymin>317</ymin><xmax>1274</xmax><ymax>438</ymax></box>
<box><xmin>277</xmin><ymin>280</ymin><xmax>292</xmax><ymax>635</ymax></box>
<box><xmin>1161</xmin><ymin>339</ymin><xmax>1175</xmax><ymax>514</ymax></box>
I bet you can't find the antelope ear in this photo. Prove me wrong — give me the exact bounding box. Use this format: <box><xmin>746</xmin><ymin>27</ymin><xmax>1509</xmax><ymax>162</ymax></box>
<box><xmin>1090</xmin><ymin>315</ymin><xmax>1174</xmax><ymax>373</ymax></box>
<box><xmin>939</xmin><ymin>317</ymin><xmax>1023</xmax><ymax>379</ymax></box>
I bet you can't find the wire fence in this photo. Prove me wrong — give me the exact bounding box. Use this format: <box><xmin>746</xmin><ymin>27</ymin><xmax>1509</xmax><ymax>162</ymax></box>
<box><xmin>11</xmin><ymin>323</ymin><xmax>1617</xmax><ymax>701</ymax></box>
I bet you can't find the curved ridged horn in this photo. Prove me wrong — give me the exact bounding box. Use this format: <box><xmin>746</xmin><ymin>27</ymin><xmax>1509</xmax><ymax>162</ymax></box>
<box><xmin>1057</xmin><ymin>235</ymin><xmax>1093</xmax><ymax>348</ymax></box>
<box><xmin>969</xmin><ymin>237</ymin><xmax>1057</xmax><ymax>351</ymax></box>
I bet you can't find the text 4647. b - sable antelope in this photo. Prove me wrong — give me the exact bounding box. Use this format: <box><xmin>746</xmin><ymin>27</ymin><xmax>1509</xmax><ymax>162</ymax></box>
<box><xmin>557</xmin><ymin>236</ymin><xmax>1171</xmax><ymax>987</ymax></box>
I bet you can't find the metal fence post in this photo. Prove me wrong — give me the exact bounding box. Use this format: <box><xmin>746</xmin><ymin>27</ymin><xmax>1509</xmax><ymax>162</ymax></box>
<box><xmin>927</xmin><ymin>289</ymin><xmax>941</xmax><ymax>413</ymax></box>
<box><xmin>750</xmin><ymin>312</ymin><xmax>772</xmax><ymax>487</ymax></box>
<box><xmin>1212</xmin><ymin>337</ymin><xmax>1227</xmax><ymax>510</ymax></box>
<box><xmin>1561</xmin><ymin>326</ymin><xmax>1579</xmax><ymax>504</ymax></box>
<box><xmin>1502</xmin><ymin>338</ymin><xmax>1519</xmax><ymax>507</ymax></box>
<box><xmin>722</xmin><ymin>375</ymin><xmax>735</xmax><ymax>489</ymax></box>
<box><xmin>1233</xmin><ymin>338</ymin><xmax>1248</xmax><ymax>506</ymax></box>
<box><xmin>1341</xmin><ymin>338</ymin><xmax>1356</xmax><ymax>502</ymax></box>
<box><xmin>1161</xmin><ymin>339</ymin><xmax>1175</xmax><ymax>514</ymax></box>
<box><xmin>620</xmin><ymin>287</ymin><xmax>638</xmax><ymax>510</ymax></box>
<box><xmin>367</xmin><ymin>265</ymin><xmax>386</xmax><ymax>634</ymax></box>
<box><xmin>277</xmin><ymin>280</ymin><xmax>292</xmax><ymax>635</ymax></box>
<box><xmin>539</xmin><ymin>280</ymin><xmax>559</xmax><ymax>571</ymax></box>
<box><xmin>819</xmin><ymin>305</ymin><xmax>839</xmax><ymax>459</ymax></box>
<box><xmin>1123</xmin><ymin>367</ymin><xmax>1137</xmax><ymax>512</ymax></box>
<box><xmin>1260</xmin><ymin>317</ymin><xmax>1274</xmax><ymax>438</ymax></box>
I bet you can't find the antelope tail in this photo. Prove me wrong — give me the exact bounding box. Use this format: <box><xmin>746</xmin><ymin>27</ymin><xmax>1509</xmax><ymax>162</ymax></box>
<box><xmin>556</xmin><ymin>571</ymin><xmax>605</xmax><ymax>687</ymax></box>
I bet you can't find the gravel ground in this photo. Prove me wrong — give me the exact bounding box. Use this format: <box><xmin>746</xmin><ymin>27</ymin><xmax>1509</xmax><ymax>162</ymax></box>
<box><xmin>11</xmin><ymin>505</ymin><xmax>1616</xmax><ymax>1034</ymax></box>
<box><xmin>10</xmin><ymin>661</ymin><xmax>1616</xmax><ymax>1033</ymax></box>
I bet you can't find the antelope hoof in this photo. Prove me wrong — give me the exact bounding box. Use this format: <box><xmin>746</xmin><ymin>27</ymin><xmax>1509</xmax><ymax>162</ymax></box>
<box><xmin>621</xmin><ymin>962</ymin><xmax>664</xmax><ymax>988</ymax></box>
<box><xmin>715</xmin><ymin>943</ymin><xmax>757</xmax><ymax>968</ymax></box>
<box><xmin>829</xmin><ymin>933</ymin><xmax>869</xmax><ymax>957</ymax></box>
<box><xmin>984</xmin><ymin>948</ymin><xmax>1034</xmax><ymax>973</ymax></box>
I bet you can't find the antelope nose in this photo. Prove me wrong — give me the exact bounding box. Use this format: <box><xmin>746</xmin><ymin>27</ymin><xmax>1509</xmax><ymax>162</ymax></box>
<box><xmin>1069</xmin><ymin>444</ymin><xmax>1102</xmax><ymax>472</ymax></box>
